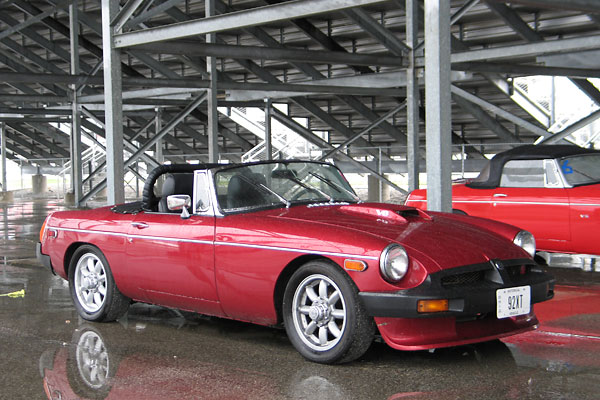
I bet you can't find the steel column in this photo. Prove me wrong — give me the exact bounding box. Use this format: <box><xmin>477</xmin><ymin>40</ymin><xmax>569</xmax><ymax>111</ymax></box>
<box><xmin>1</xmin><ymin>122</ymin><xmax>6</xmax><ymax>192</ymax></box>
<box><xmin>424</xmin><ymin>0</ymin><xmax>451</xmax><ymax>212</ymax></box>
<box><xmin>155</xmin><ymin>108</ymin><xmax>164</xmax><ymax>164</ymax></box>
<box><xmin>70</xmin><ymin>1</ymin><xmax>83</xmax><ymax>205</ymax></box>
<box><xmin>206</xmin><ymin>0</ymin><xmax>219</xmax><ymax>163</ymax></box>
<box><xmin>406</xmin><ymin>0</ymin><xmax>420</xmax><ymax>192</ymax></box>
<box><xmin>102</xmin><ymin>0</ymin><xmax>125</xmax><ymax>205</ymax></box>
<box><xmin>264</xmin><ymin>98</ymin><xmax>272</xmax><ymax>161</ymax></box>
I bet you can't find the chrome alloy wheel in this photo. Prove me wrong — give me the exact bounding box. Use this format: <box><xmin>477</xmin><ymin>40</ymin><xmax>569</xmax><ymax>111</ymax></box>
<box><xmin>291</xmin><ymin>274</ymin><xmax>347</xmax><ymax>352</ymax></box>
<box><xmin>74</xmin><ymin>253</ymin><xmax>108</xmax><ymax>313</ymax></box>
<box><xmin>76</xmin><ymin>330</ymin><xmax>109</xmax><ymax>389</ymax></box>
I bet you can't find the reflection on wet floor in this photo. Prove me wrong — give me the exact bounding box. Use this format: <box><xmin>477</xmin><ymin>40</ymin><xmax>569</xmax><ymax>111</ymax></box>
<box><xmin>1</xmin><ymin>200</ymin><xmax>600</xmax><ymax>399</ymax></box>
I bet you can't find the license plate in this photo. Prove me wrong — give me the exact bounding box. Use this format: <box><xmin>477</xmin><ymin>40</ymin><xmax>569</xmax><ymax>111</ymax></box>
<box><xmin>496</xmin><ymin>286</ymin><xmax>531</xmax><ymax>319</ymax></box>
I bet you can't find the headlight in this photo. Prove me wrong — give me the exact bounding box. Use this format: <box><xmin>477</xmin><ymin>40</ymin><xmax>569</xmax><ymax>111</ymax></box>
<box><xmin>513</xmin><ymin>230</ymin><xmax>536</xmax><ymax>257</ymax></box>
<box><xmin>380</xmin><ymin>244</ymin><xmax>409</xmax><ymax>282</ymax></box>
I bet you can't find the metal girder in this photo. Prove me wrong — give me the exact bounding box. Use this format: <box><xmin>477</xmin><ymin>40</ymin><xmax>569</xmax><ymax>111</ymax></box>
<box><xmin>453</xmin><ymin>94</ymin><xmax>522</xmax><ymax>143</ymax></box>
<box><xmin>484</xmin><ymin>1</ymin><xmax>600</xmax><ymax>106</ymax></box>
<box><xmin>451</xmin><ymin>85</ymin><xmax>550</xmax><ymax>138</ymax></box>
<box><xmin>487</xmin><ymin>0</ymin><xmax>600</xmax><ymax>13</ymax></box>
<box><xmin>318</xmin><ymin>103</ymin><xmax>407</xmax><ymax>160</ymax></box>
<box><xmin>4</xmin><ymin>130</ymin><xmax>55</xmax><ymax>160</ymax></box>
<box><xmin>112</xmin><ymin>0</ymin><xmax>146</xmax><ymax>32</ymax></box>
<box><xmin>571</xmin><ymin>78</ymin><xmax>600</xmax><ymax>105</ymax></box>
<box><xmin>124</xmin><ymin>0</ymin><xmax>184</xmax><ymax>29</ymax></box>
<box><xmin>451</xmin><ymin>0</ymin><xmax>479</xmax><ymax>25</ymax></box>
<box><xmin>0</xmin><ymin>0</ymin><xmax>72</xmax><ymax>41</ymax></box>
<box><xmin>16</xmin><ymin>0</ymin><xmax>144</xmax><ymax>78</ymax></box>
<box><xmin>114</xmin><ymin>0</ymin><xmax>389</xmax><ymax>48</ymax></box>
<box><xmin>5</xmin><ymin>123</ymin><xmax>70</xmax><ymax>157</ymax></box>
<box><xmin>132</xmin><ymin>41</ymin><xmax>403</xmax><ymax>67</ymax></box>
<box><xmin>406</xmin><ymin>0</ymin><xmax>420</xmax><ymax>191</ymax></box>
<box><xmin>425</xmin><ymin>0</ymin><xmax>452</xmax><ymax>213</ymax></box>
<box><xmin>0</xmin><ymin>122</ymin><xmax>5</xmax><ymax>191</ymax></box>
<box><xmin>538</xmin><ymin>109</ymin><xmax>600</xmax><ymax>144</ymax></box>
<box><xmin>343</xmin><ymin>7</ymin><xmax>411</xmax><ymax>55</ymax></box>
<box><xmin>451</xmin><ymin>34</ymin><xmax>600</xmax><ymax>63</ymax></box>
<box><xmin>102</xmin><ymin>0</ymin><xmax>125</xmax><ymax>205</ymax></box>
<box><xmin>271</xmin><ymin>107</ymin><xmax>407</xmax><ymax>195</ymax></box>
<box><xmin>452</xmin><ymin>62</ymin><xmax>600</xmax><ymax>79</ymax></box>
<box><xmin>80</xmin><ymin>94</ymin><xmax>208</xmax><ymax>204</ymax></box>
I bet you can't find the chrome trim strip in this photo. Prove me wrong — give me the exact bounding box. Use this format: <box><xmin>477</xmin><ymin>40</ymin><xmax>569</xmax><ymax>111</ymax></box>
<box><xmin>409</xmin><ymin>198</ymin><xmax>600</xmax><ymax>207</ymax></box>
<box><xmin>215</xmin><ymin>241</ymin><xmax>379</xmax><ymax>260</ymax></box>
<box><xmin>50</xmin><ymin>226</ymin><xmax>378</xmax><ymax>260</ymax></box>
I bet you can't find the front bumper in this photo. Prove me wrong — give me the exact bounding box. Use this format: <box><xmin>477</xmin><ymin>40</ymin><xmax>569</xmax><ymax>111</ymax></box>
<box><xmin>359</xmin><ymin>258</ymin><xmax>555</xmax><ymax>319</ymax></box>
<box><xmin>36</xmin><ymin>242</ymin><xmax>54</xmax><ymax>274</ymax></box>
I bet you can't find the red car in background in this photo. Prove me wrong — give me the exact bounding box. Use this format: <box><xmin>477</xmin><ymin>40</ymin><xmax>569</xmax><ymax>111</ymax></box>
<box><xmin>405</xmin><ymin>145</ymin><xmax>600</xmax><ymax>257</ymax></box>
<box><xmin>37</xmin><ymin>160</ymin><xmax>554</xmax><ymax>364</ymax></box>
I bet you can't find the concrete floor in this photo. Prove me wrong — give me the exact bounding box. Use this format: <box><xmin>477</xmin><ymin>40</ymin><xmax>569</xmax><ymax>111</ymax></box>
<box><xmin>1</xmin><ymin>199</ymin><xmax>599</xmax><ymax>399</ymax></box>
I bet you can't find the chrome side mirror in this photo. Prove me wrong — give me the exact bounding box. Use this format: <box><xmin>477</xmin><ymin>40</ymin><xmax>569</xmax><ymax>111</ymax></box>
<box><xmin>167</xmin><ymin>194</ymin><xmax>191</xmax><ymax>219</ymax></box>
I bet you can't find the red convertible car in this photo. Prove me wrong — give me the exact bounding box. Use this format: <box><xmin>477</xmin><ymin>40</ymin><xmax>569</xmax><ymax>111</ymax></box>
<box><xmin>406</xmin><ymin>145</ymin><xmax>600</xmax><ymax>257</ymax></box>
<box><xmin>37</xmin><ymin>160</ymin><xmax>554</xmax><ymax>363</ymax></box>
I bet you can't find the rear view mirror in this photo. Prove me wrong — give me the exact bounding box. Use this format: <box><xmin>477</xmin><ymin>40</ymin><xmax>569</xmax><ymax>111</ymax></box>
<box><xmin>167</xmin><ymin>195</ymin><xmax>191</xmax><ymax>219</ymax></box>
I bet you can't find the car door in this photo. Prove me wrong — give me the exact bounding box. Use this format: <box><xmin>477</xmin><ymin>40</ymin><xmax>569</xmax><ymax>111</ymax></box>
<box><xmin>125</xmin><ymin>171</ymin><xmax>221</xmax><ymax>315</ymax></box>
<box><xmin>125</xmin><ymin>211</ymin><xmax>220</xmax><ymax>313</ymax></box>
<box><xmin>490</xmin><ymin>159</ymin><xmax>571</xmax><ymax>252</ymax></box>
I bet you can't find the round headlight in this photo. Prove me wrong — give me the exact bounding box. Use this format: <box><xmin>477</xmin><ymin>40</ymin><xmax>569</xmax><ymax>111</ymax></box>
<box><xmin>513</xmin><ymin>230</ymin><xmax>536</xmax><ymax>258</ymax></box>
<box><xmin>380</xmin><ymin>244</ymin><xmax>409</xmax><ymax>282</ymax></box>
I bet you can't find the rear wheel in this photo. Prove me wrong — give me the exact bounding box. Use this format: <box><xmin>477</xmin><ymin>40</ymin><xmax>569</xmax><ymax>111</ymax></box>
<box><xmin>283</xmin><ymin>260</ymin><xmax>374</xmax><ymax>364</ymax></box>
<box><xmin>69</xmin><ymin>245</ymin><xmax>129</xmax><ymax>322</ymax></box>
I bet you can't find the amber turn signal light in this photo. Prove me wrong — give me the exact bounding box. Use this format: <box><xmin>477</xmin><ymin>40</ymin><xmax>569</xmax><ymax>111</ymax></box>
<box><xmin>344</xmin><ymin>259</ymin><xmax>367</xmax><ymax>272</ymax></box>
<box><xmin>418</xmin><ymin>299</ymin><xmax>449</xmax><ymax>313</ymax></box>
<box><xmin>39</xmin><ymin>218</ymin><xmax>47</xmax><ymax>243</ymax></box>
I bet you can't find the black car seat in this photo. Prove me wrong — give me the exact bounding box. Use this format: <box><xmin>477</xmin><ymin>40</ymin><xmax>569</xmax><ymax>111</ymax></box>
<box><xmin>226</xmin><ymin>173</ymin><xmax>267</xmax><ymax>209</ymax></box>
<box><xmin>158</xmin><ymin>173</ymin><xmax>194</xmax><ymax>213</ymax></box>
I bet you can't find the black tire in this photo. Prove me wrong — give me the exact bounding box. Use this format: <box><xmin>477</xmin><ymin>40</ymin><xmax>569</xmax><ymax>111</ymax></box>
<box><xmin>282</xmin><ymin>260</ymin><xmax>375</xmax><ymax>364</ymax></box>
<box><xmin>68</xmin><ymin>245</ymin><xmax>129</xmax><ymax>322</ymax></box>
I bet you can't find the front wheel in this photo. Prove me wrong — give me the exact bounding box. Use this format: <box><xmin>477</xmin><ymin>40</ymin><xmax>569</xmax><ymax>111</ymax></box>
<box><xmin>282</xmin><ymin>260</ymin><xmax>374</xmax><ymax>364</ymax></box>
<box><xmin>69</xmin><ymin>245</ymin><xmax>130</xmax><ymax>322</ymax></box>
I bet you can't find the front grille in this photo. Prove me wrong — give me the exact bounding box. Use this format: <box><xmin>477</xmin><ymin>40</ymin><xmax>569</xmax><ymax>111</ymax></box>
<box><xmin>441</xmin><ymin>270</ymin><xmax>485</xmax><ymax>287</ymax></box>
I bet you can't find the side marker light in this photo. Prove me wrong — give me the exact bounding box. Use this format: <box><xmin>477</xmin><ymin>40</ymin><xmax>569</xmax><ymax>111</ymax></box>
<box><xmin>344</xmin><ymin>259</ymin><xmax>367</xmax><ymax>272</ymax></box>
<box><xmin>418</xmin><ymin>299</ymin><xmax>449</xmax><ymax>313</ymax></box>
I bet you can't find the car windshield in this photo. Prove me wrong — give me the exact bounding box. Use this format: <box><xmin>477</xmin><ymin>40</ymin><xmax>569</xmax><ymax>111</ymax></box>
<box><xmin>558</xmin><ymin>154</ymin><xmax>600</xmax><ymax>186</ymax></box>
<box><xmin>214</xmin><ymin>161</ymin><xmax>359</xmax><ymax>213</ymax></box>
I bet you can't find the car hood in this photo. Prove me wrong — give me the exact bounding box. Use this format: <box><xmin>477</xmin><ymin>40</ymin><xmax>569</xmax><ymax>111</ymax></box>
<box><xmin>269</xmin><ymin>202</ymin><xmax>528</xmax><ymax>272</ymax></box>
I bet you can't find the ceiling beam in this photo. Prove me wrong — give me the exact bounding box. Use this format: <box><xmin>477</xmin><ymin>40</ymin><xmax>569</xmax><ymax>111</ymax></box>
<box><xmin>132</xmin><ymin>41</ymin><xmax>404</xmax><ymax>67</ymax></box>
<box><xmin>114</xmin><ymin>0</ymin><xmax>389</xmax><ymax>48</ymax></box>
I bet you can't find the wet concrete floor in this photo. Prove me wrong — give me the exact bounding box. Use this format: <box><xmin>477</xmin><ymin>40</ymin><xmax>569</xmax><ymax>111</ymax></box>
<box><xmin>1</xmin><ymin>199</ymin><xmax>599</xmax><ymax>399</ymax></box>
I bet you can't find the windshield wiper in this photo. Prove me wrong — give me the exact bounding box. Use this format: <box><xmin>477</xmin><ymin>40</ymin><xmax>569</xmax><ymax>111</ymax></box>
<box><xmin>239</xmin><ymin>174</ymin><xmax>291</xmax><ymax>208</ymax></box>
<box><xmin>288</xmin><ymin>176</ymin><xmax>333</xmax><ymax>203</ymax></box>
<box><xmin>308</xmin><ymin>172</ymin><xmax>361</xmax><ymax>203</ymax></box>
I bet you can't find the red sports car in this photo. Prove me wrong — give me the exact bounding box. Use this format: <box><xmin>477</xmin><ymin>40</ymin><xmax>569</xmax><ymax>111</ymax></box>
<box><xmin>406</xmin><ymin>145</ymin><xmax>600</xmax><ymax>257</ymax></box>
<box><xmin>37</xmin><ymin>160</ymin><xmax>554</xmax><ymax>364</ymax></box>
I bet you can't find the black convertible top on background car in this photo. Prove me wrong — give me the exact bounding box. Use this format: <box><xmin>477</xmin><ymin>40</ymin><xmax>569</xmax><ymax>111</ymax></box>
<box><xmin>467</xmin><ymin>145</ymin><xmax>600</xmax><ymax>189</ymax></box>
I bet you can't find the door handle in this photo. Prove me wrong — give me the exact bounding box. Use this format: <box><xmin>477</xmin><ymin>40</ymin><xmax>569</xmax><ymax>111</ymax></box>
<box><xmin>493</xmin><ymin>193</ymin><xmax>508</xmax><ymax>198</ymax></box>
<box><xmin>131</xmin><ymin>222</ymin><xmax>149</xmax><ymax>229</ymax></box>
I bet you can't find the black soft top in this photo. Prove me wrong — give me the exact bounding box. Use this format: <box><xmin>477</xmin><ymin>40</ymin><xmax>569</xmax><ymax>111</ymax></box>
<box><xmin>467</xmin><ymin>144</ymin><xmax>600</xmax><ymax>189</ymax></box>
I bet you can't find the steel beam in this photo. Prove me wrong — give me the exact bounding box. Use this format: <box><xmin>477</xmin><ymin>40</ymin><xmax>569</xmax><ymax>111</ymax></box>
<box><xmin>206</xmin><ymin>0</ymin><xmax>219</xmax><ymax>163</ymax></box>
<box><xmin>487</xmin><ymin>0</ymin><xmax>600</xmax><ymax>13</ymax></box>
<box><xmin>451</xmin><ymin>34</ymin><xmax>600</xmax><ymax>63</ymax></box>
<box><xmin>70</xmin><ymin>1</ymin><xmax>83</xmax><ymax>205</ymax></box>
<box><xmin>0</xmin><ymin>123</ymin><xmax>6</xmax><ymax>192</ymax></box>
<box><xmin>134</xmin><ymin>40</ymin><xmax>403</xmax><ymax>67</ymax></box>
<box><xmin>343</xmin><ymin>7</ymin><xmax>411</xmax><ymax>55</ymax></box>
<box><xmin>406</xmin><ymin>0</ymin><xmax>420</xmax><ymax>191</ymax></box>
<box><xmin>318</xmin><ymin>103</ymin><xmax>406</xmax><ymax>161</ymax></box>
<box><xmin>114</xmin><ymin>0</ymin><xmax>389</xmax><ymax>48</ymax></box>
<box><xmin>450</xmin><ymin>85</ymin><xmax>550</xmax><ymax>138</ymax></box>
<box><xmin>102</xmin><ymin>0</ymin><xmax>125</xmax><ymax>205</ymax></box>
<box><xmin>264</xmin><ymin>98</ymin><xmax>272</xmax><ymax>161</ymax></box>
<box><xmin>425</xmin><ymin>0</ymin><xmax>452</xmax><ymax>212</ymax></box>
<box><xmin>271</xmin><ymin>108</ymin><xmax>407</xmax><ymax>195</ymax></box>
<box><xmin>538</xmin><ymin>109</ymin><xmax>600</xmax><ymax>144</ymax></box>
<box><xmin>451</xmin><ymin>62</ymin><xmax>600</xmax><ymax>79</ymax></box>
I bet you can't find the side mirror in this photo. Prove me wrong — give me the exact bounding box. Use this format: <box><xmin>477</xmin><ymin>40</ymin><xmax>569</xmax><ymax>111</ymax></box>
<box><xmin>167</xmin><ymin>195</ymin><xmax>191</xmax><ymax>219</ymax></box>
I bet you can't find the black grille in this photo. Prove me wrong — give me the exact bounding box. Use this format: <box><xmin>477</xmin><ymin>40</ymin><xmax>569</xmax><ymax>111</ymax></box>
<box><xmin>505</xmin><ymin>264</ymin><xmax>530</xmax><ymax>279</ymax></box>
<box><xmin>441</xmin><ymin>270</ymin><xmax>485</xmax><ymax>287</ymax></box>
